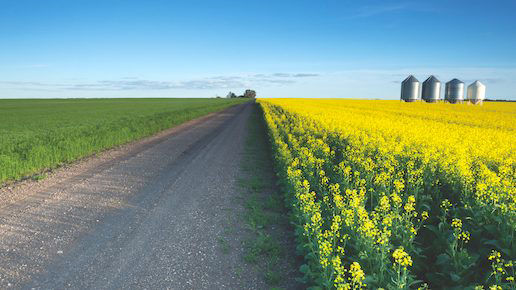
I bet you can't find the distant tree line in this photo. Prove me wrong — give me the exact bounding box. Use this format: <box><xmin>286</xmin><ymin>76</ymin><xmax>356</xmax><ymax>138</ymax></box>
<box><xmin>485</xmin><ymin>99</ymin><xmax>516</xmax><ymax>102</ymax></box>
<box><xmin>226</xmin><ymin>89</ymin><xmax>256</xmax><ymax>99</ymax></box>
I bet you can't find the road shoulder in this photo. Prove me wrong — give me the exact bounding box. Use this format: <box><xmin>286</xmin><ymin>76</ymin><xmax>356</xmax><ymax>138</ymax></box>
<box><xmin>219</xmin><ymin>103</ymin><xmax>303</xmax><ymax>289</ymax></box>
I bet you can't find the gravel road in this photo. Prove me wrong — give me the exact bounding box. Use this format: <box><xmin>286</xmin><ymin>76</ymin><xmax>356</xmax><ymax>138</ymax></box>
<box><xmin>0</xmin><ymin>102</ymin><xmax>271</xmax><ymax>289</ymax></box>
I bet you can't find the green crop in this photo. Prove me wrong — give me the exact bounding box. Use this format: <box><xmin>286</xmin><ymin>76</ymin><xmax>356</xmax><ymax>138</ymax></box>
<box><xmin>0</xmin><ymin>98</ymin><xmax>247</xmax><ymax>184</ymax></box>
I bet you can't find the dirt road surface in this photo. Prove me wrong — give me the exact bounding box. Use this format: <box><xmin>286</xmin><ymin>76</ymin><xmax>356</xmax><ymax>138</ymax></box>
<box><xmin>0</xmin><ymin>102</ymin><xmax>279</xmax><ymax>289</ymax></box>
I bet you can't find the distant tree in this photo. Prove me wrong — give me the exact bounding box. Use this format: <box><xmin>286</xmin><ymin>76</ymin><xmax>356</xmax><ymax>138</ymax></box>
<box><xmin>226</xmin><ymin>91</ymin><xmax>237</xmax><ymax>98</ymax></box>
<box><xmin>243</xmin><ymin>89</ymin><xmax>257</xmax><ymax>98</ymax></box>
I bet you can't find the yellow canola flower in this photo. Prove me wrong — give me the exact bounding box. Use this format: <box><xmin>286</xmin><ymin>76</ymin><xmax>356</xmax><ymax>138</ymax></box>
<box><xmin>391</xmin><ymin>193</ymin><xmax>403</xmax><ymax>207</ymax></box>
<box><xmin>459</xmin><ymin>231</ymin><xmax>471</xmax><ymax>243</ymax></box>
<box><xmin>349</xmin><ymin>262</ymin><xmax>366</xmax><ymax>286</ymax></box>
<box><xmin>451</xmin><ymin>218</ymin><xmax>463</xmax><ymax>229</ymax></box>
<box><xmin>489</xmin><ymin>250</ymin><xmax>502</xmax><ymax>262</ymax></box>
<box><xmin>441</xmin><ymin>199</ymin><xmax>452</xmax><ymax>211</ymax></box>
<box><xmin>404</xmin><ymin>195</ymin><xmax>416</xmax><ymax>213</ymax></box>
<box><xmin>393</xmin><ymin>246</ymin><xmax>413</xmax><ymax>268</ymax></box>
<box><xmin>378</xmin><ymin>195</ymin><xmax>390</xmax><ymax>212</ymax></box>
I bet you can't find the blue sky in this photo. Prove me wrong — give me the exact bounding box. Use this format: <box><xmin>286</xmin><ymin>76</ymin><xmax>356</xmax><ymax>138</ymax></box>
<box><xmin>1</xmin><ymin>0</ymin><xmax>515</xmax><ymax>99</ymax></box>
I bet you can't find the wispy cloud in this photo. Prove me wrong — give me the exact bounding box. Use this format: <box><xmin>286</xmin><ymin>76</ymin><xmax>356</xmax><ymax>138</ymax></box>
<box><xmin>293</xmin><ymin>73</ymin><xmax>319</xmax><ymax>77</ymax></box>
<box><xmin>0</xmin><ymin>81</ymin><xmax>64</xmax><ymax>91</ymax></box>
<box><xmin>464</xmin><ymin>78</ymin><xmax>504</xmax><ymax>84</ymax></box>
<box><xmin>345</xmin><ymin>1</ymin><xmax>437</xmax><ymax>19</ymax></box>
<box><xmin>0</xmin><ymin>72</ymin><xmax>319</xmax><ymax>91</ymax></box>
<box><xmin>1</xmin><ymin>64</ymin><xmax>51</xmax><ymax>69</ymax></box>
<box><xmin>351</xmin><ymin>3</ymin><xmax>408</xmax><ymax>18</ymax></box>
<box><xmin>0</xmin><ymin>81</ymin><xmax>55</xmax><ymax>86</ymax></box>
<box><xmin>66</xmin><ymin>78</ymin><xmax>249</xmax><ymax>91</ymax></box>
<box><xmin>265</xmin><ymin>73</ymin><xmax>319</xmax><ymax>78</ymax></box>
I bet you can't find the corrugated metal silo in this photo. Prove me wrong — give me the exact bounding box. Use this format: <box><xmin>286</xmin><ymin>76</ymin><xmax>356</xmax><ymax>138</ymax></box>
<box><xmin>445</xmin><ymin>78</ymin><xmax>464</xmax><ymax>103</ymax></box>
<box><xmin>467</xmin><ymin>80</ymin><xmax>486</xmax><ymax>104</ymax></box>
<box><xmin>401</xmin><ymin>75</ymin><xmax>420</xmax><ymax>102</ymax></box>
<box><xmin>422</xmin><ymin>75</ymin><xmax>441</xmax><ymax>102</ymax></box>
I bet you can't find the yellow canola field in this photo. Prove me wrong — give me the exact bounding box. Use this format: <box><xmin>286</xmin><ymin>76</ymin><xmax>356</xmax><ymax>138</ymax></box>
<box><xmin>259</xmin><ymin>99</ymin><xmax>515</xmax><ymax>289</ymax></box>
<box><xmin>264</xmin><ymin>99</ymin><xmax>515</xmax><ymax>213</ymax></box>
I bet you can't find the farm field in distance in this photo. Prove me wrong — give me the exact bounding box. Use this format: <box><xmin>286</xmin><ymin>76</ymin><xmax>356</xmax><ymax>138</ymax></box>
<box><xmin>258</xmin><ymin>99</ymin><xmax>515</xmax><ymax>289</ymax></box>
<box><xmin>0</xmin><ymin>98</ymin><xmax>247</xmax><ymax>184</ymax></box>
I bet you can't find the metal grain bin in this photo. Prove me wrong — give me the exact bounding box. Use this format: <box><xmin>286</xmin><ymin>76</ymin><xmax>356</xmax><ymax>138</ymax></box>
<box><xmin>445</xmin><ymin>78</ymin><xmax>464</xmax><ymax>103</ymax></box>
<box><xmin>467</xmin><ymin>80</ymin><xmax>486</xmax><ymax>104</ymax></box>
<box><xmin>401</xmin><ymin>75</ymin><xmax>420</xmax><ymax>102</ymax></box>
<box><xmin>422</xmin><ymin>75</ymin><xmax>441</xmax><ymax>102</ymax></box>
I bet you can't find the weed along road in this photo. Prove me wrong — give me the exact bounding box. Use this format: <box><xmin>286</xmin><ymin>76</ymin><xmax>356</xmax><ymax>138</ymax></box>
<box><xmin>0</xmin><ymin>102</ymin><xmax>274</xmax><ymax>288</ymax></box>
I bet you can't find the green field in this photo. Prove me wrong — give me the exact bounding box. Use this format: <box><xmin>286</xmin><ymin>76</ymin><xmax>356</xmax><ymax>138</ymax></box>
<box><xmin>0</xmin><ymin>98</ymin><xmax>248</xmax><ymax>184</ymax></box>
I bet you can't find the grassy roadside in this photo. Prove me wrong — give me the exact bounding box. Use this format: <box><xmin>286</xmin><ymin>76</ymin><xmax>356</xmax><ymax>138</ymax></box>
<box><xmin>0</xmin><ymin>98</ymin><xmax>247</xmax><ymax>185</ymax></box>
<box><xmin>236</xmin><ymin>103</ymin><xmax>302</xmax><ymax>289</ymax></box>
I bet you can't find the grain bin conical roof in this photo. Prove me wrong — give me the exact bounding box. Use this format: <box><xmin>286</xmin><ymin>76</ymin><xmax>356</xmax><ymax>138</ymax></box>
<box><xmin>402</xmin><ymin>75</ymin><xmax>419</xmax><ymax>84</ymax></box>
<box><xmin>446</xmin><ymin>78</ymin><xmax>464</xmax><ymax>85</ymax></box>
<box><xmin>424</xmin><ymin>75</ymin><xmax>440</xmax><ymax>84</ymax></box>
<box><xmin>471</xmin><ymin>80</ymin><xmax>484</xmax><ymax>87</ymax></box>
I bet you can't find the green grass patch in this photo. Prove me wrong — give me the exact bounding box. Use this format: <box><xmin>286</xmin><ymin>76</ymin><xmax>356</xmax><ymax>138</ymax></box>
<box><xmin>0</xmin><ymin>98</ymin><xmax>247</xmax><ymax>184</ymax></box>
<box><xmin>244</xmin><ymin>233</ymin><xmax>281</xmax><ymax>264</ymax></box>
<box><xmin>31</xmin><ymin>173</ymin><xmax>47</xmax><ymax>181</ymax></box>
<box><xmin>217</xmin><ymin>236</ymin><xmax>231</xmax><ymax>254</ymax></box>
<box><xmin>238</xmin><ymin>103</ymin><xmax>299</xmax><ymax>287</ymax></box>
